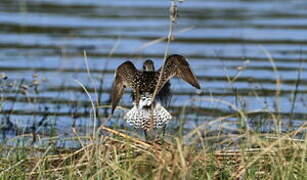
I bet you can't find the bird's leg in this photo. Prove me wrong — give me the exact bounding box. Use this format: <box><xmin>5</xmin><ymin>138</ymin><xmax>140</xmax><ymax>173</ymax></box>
<box><xmin>162</xmin><ymin>124</ymin><xmax>166</xmax><ymax>137</ymax></box>
<box><xmin>153</xmin><ymin>125</ymin><xmax>166</xmax><ymax>144</ymax></box>
<box><xmin>144</xmin><ymin>130</ymin><xmax>148</xmax><ymax>141</ymax></box>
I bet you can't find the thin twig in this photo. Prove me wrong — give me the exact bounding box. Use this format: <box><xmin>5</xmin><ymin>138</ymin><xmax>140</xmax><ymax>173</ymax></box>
<box><xmin>152</xmin><ymin>0</ymin><xmax>177</xmax><ymax>102</ymax></box>
<box><xmin>149</xmin><ymin>0</ymin><xmax>178</xmax><ymax>130</ymax></box>
<box><xmin>75</xmin><ymin>79</ymin><xmax>97</xmax><ymax>138</ymax></box>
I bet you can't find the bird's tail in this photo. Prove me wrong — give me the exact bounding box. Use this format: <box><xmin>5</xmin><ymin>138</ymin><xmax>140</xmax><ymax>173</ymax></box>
<box><xmin>124</xmin><ymin>102</ymin><xmax>172</xmax><ymax>130</ymax></box>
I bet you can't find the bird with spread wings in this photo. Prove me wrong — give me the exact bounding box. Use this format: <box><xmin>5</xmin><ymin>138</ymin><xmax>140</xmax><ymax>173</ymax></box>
<box><xmin>111</xmin><ymin>54</ymin><xmax>201</xmax><ymax>136</ymax></box>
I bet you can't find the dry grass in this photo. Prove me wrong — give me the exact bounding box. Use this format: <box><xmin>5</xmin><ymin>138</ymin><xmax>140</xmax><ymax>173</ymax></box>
<box><xmin>0</xmin><ymin>122</ymin><xmax>306</xmax><ymax>179</ymax></box>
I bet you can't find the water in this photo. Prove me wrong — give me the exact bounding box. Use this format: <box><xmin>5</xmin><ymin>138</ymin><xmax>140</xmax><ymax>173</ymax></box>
<box><xmin>0</xmin><ymin>0</ymin><xmax>306</xmax><ymax>139</ymax></box>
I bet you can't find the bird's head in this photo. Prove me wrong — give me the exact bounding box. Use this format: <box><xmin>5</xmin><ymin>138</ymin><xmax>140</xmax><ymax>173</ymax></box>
<box><xmin>143</xmin><ymin>59</ymin><xmax>155</xmax><ymax>72</ymax></box>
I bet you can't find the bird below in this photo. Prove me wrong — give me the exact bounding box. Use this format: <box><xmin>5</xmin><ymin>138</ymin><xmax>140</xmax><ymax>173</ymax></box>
<box><xmin>111</xmin><ymin>54</ymin><xmax>201</xmax><ymax>133</ymax></box>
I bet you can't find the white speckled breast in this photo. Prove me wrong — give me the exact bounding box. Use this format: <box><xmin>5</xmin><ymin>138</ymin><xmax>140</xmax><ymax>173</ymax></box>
<box><xmin>124</xmin><ymin>101</ymin><xmax>172</xmax><ymax>130</ymax></box>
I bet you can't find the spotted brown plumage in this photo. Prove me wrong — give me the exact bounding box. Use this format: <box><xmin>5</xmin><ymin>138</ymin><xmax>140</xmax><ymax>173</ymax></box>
<box><xmin>111</xmin><ymin>54</ymin><xmax>201</xmax><ymax>130</ymax></box>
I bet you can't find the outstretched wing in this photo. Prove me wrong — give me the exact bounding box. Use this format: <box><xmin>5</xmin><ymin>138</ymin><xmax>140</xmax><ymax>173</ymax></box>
<box><xmin>157</xmin><ymin>54</ymin><xmax>201</xmax><ymax>91</ymax></box>
<box><xmin>111</xmin><ymin>61</ymin><xmax>137</xmax><ymax>114</ymax></box>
